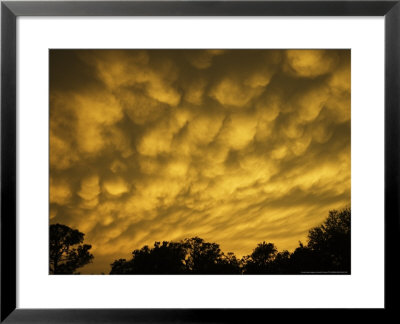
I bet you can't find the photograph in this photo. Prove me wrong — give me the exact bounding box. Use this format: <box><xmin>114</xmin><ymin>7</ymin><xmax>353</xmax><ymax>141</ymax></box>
<box><xmin>49</xmin><ymin>49</ymin><xmax>351</xmax><ymax>275</ymax></box>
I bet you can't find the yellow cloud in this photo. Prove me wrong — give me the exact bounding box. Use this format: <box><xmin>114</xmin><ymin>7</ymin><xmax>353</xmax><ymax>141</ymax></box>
<box><xmin>244</xmin><ymin>70</ymin><xmax>273</xmax><ymax>88</ymax></box>
<box><xmin>118</xmin><ymin>89</ymin><xmax>167</xmax><ymax>125</ymax></box>
<box><xmin>50</xmin><ymin>131</ymin><xmax>78</xmax><ymax>170</ymax></box>
<box><xmin>110</xmin><ymin>159</ymin><xmax>127</xmax><ymax>174</ymax></box>
<box><xmin>312</xmin><ymin>121</ymin><xmax>333</xmax><ymax>144</ymax></box>
<box><xmin>186</xmin><ymin>50</ymin><xmax>225</xmax><ymax>69</ymax></box>
<box><xmin>296</xmin><ymin>85</ymin><xmax>330</xmax><ymax>122</ymax></box>
<box><xmin>290</xmin><ymin>133</ymin><xmax>312</xmax><ymax>156</ymax></box>
<box><xmin>326</xmin><ymin>63</ymin><xmax>351</xmax><ymax>122</ymax></box>
<box><xmin>218</xmin><ymin>113</ymin><xmax>258</xmax><ymax>150</ymax></box>
<box><xmin>50</xmin><ymin>179</ymin><xmax>71</xmax><ymax>205</ymax></box>
<box><xmin>271</xmin><ymin>146</ymin><xmax>288</xmax><ymax>160</ymax></box>
<box><xmin>103</xmin><ymin>177</ymin><xmax>129</xmax><ymax>196</ymax></box>
<box><xmin>282</xmin><ymin>117</ymin><xmax>304</xmax><ymax>139</ymax></box>
<box><xmin>163</xmin><ymin>159</ymin><xmax>190</xmax><ymax>179</ymax></box>
<box><xmin>186</xmin><ymin>112</ymin><xmax>224</xmax><ymax>146</ymax></box>
<box><xmin>138</xmin><ymin>125</ymin><xmax>174</xmax><ymax>157</ymax></box>
<box><xmin>286</xmin><ymin>50</ymin><xmax>336</xmax><ymax>77</ymax></box>
<box><xmin>85</xmin><ymin>50</ymin><xmax>181</xmax><ymax>107</ymax></box>
<box><xmin>184</xmin><ymin>78</ymin><xmax>207</xmax><ymax>105</ymax></box>
<box><xmin>210</xmin><ymin>78</ymin><xmax>262</xmax><ymax>107</ymax></box>
<box><xmin>74</xmin><ymin>94</ymin><xmax>123</xmax><ymax>154</ymax></box>
<box><xmin>138</xmin><ymin>111</ymin><xmax>189</xmax><ymax>157</ymax></box>
<box><xmin>78</xmin><ymin>175</ymin><xmax>100</xmax><ymax>202</ymax></box>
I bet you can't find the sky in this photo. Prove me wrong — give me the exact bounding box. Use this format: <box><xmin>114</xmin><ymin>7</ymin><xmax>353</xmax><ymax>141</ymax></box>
<box><xmin>49</xmin><ymin>49</ymin><xmax>351</xmax><ymax>274</ymax></box>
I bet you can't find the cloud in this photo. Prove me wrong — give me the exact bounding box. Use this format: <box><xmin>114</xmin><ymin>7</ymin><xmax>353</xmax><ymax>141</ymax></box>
<box><xmin>210</xmin><ymin>77</ymin><xmax>262</xmax><ymax>107</ymax></box>
<box><xmin>185</xmin><ymin>49</ymin><xmax>225</xmax><ymax>69</ymax></box>
<box><xmin>137</xmin><ymin>112</ymin><xmax>188</xmax><ymax>157</ymax></box>
<box><xmin>83</xmin><ymin>50</ymin><xmax>182</xmax><ymax>107</ymax></box>
<box><xmin>74</xmin><ymin>94</ymin><xmax>124</xmax><ymax>154</ymax></box>
<box><xmin>50</xmin><ymin>131</ymin><xmax>78</xmax><ymax>170</ymax></box>
<box><xmin>78</xmin><ymin>175</ymin><xmax>100</xmax><ymax>209</ymax></box>
<box><xmin>285</xmin><ymin>49</ymin><xmax>339</xmax><ymax>77</ymax></box>
<box><xmin>218</xmin><ymin>112</ymin><xmax>258</xmax><ymax>150</ymax></box>
<box><xmin>183</xmin><ymin>78</ymin><xmax>207</xmax><ymax>105</ymax></box>
<box><xmin>50</xmin><ymin>178</ymin><xmax>72</xmax><ymax>205</ymax></box>
<box><xmin>50</xmin><ymin>49</ymin><xmax>351</xmax><ymax>274</ymax></box>
<box><xmin>103</xmin><ymin>176</ymin><xmax>129</xmax><ymax>196</ymax></box>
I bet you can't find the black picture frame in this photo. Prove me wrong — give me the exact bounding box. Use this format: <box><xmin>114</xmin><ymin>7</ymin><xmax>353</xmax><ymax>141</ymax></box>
<box><xmin>1</xmin><ymin>0</ymin><xmax>399</xmax><ymax>322</ymax></box>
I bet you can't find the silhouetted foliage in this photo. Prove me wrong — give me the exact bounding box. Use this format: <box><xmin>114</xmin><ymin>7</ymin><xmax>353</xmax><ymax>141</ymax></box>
<box><xmin>50</xmin><ymin>223</ymin><xmax>94</xmax><ymax>274</ymax></box>
<box><xmin>110</xmin><ymin>241</ymin><xmax>187</xmax><ymax>274</ymax></box>
<box><xmin>109</xmin><ymin>207</ymin><xmax>350</xmax><ymax>274</ymax></box>
<box><xmin>267</xmin><ymin>250</ymin><xmax>292</xmax><ymax>274</ymax></box>
<box><xmin>183</xmin><ymin>237</ymin><xmax>230</xmax><ymax>274</ymax></box>
<box><xmin>291</xmin><ymin>207</ymin><xmax>351</xmax><ymax>273</ymax></box>
<box><xmin>217</xmin><ymin>252</ymin><xmax>242</xmax><ymax>274</ymax></box>
<box><xmin>242</xmin><ymin>242</ymin><xmax>277</xmax><ymax>274</ymax></box>
<box><xmin>110</xmin><ymin>237</ymin><xmax>241</xmax><ymax>274</ymax></box>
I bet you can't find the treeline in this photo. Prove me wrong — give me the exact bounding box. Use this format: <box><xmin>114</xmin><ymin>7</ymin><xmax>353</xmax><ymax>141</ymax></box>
<box><xmin>49</xmin><ymin>208</ymin><xmax>350</xmax><ymax>274</ymax></box>
<box><xmin>109</xmin><ymin>208</ymin><xmax>350</xmax><ymax>275</ymax></box>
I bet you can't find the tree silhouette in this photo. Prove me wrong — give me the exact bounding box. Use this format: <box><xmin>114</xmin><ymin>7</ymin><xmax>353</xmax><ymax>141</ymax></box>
<box><xmin>242</xmin><ymin>242</ymin><xmax>277</xmax><ymax>274</ymax></box>
<box><xmin>109</xmin><ymin>207</ymin><xmax>351</xmax><ymax>275</ymax></box>
<box><xmin>110</xmin><ymin>241</ymin><xmax>187</xmax><ymax>274</ymax></box>
<box><xmin>291</xmin><ymin>207</ymin><xmax>351</xmax><ymax>273</ymax></box>
<box><xmin>110</xmin><ymin>237</ymin><xmax>241</xmax><ymax>274</ymax></box>
<box><xmin>50</xmin><ymin>223</ymin><xmax>94</xmax><ymax>274</ymax></box>
<box><xmin>109</xmin><ymin>258</ymin><xmax>133</xmax><ymax>274</ymax></box>
<box><xmin>183</xmin><ymin>237</ymin><xmax>224</xmax><ymax>274</ymax></box>
<box><xmin>217</xmin><ymin>252</ymin><xmax>242</xmax><ymax>274</ymax></box>
<box><xmin>268</xmin><ymin>250</ymin><xmax>292</xmax><ymax>274</ymax></box>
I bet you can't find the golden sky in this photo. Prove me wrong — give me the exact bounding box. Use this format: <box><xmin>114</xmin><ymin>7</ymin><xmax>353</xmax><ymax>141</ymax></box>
<box><xmin>50</xmin><ymin>49</ymin><xmax>350</xmax><ymax>274</ymax></box>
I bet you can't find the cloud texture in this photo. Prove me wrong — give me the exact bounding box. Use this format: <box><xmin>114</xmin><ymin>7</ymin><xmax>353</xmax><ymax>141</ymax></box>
<box><xmin>50</xmin><ymin>49</ymin><xmax>350</xmax><ymax>274</ymax></box>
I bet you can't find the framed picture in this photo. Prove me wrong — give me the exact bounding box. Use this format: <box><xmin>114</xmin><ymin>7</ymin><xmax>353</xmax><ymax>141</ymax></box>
<box><xmin>1</xmin><ymin>0</ymin><xmax>399</xmax><ymax>322</ymax></box>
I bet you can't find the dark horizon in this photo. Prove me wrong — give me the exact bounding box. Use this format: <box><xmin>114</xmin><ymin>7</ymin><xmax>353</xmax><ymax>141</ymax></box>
<box><xmin>50</xmin><ymin>207</ymin><xmax>350</xmax><ymax>275</ymax></box>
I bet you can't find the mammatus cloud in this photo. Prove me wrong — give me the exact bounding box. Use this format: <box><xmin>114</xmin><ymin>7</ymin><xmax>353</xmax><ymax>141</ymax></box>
<box><xmin>50</xmin><ymin>49</ymin><xmax>350</xmax><ymax>274</ymax></box>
